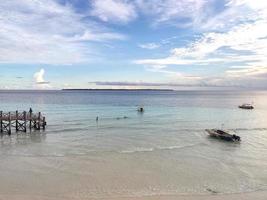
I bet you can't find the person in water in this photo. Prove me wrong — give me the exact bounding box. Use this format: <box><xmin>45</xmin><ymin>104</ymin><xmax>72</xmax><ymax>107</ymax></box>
<box><xmin>138</xmin><ymin>107</ymin><xmax>144</xmax><ymax>112</ymax></box>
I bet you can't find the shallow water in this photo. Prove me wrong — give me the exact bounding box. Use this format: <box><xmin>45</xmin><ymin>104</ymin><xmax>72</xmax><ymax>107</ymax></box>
<box><xmin>0</xmin><ymin>90</ymin><xmax>267</xmax><ymax>198</ymax></box>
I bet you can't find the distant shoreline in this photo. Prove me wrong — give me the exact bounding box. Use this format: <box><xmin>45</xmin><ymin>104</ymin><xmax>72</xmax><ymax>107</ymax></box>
<box><xmin>62</xmin><ymin>89</ymin><xmax>174</xmax><ymax>91</ymax></box>
<box><xmin>0</xmin><ymin>88</ymin><xmax>266</xmax><ymax>92</ymax></box>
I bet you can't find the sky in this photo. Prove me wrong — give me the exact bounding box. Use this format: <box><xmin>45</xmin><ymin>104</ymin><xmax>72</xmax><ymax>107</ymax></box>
<box><xmin>0</xmin><ymin>0</ymin><xmax>267</xmax><ymax>90</ymax></box>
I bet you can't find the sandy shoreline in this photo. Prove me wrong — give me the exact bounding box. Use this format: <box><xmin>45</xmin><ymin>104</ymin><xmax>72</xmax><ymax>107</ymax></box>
<box><xmin>1</xmin><ymin>191</ymin><xmax>267</xmax><ymax>200</ymax></box>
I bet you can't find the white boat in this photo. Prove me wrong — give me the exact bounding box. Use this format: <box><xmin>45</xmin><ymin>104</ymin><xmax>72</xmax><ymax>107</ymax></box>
<box><xmin>239</xmin><ymin>103</ymin><xmax>254</xmax><ymax>109</ymax></box>
<box><xmin>205</xmin><ymin>129</ymin><xmax>241</xmax><ymax>142</ymax></box>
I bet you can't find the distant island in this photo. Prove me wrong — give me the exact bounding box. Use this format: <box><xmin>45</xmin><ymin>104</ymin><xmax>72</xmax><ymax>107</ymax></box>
<box><xmin>62</xmin><ymin>89</ymin><xmax>173</xmax><ymax>91</ymax></box>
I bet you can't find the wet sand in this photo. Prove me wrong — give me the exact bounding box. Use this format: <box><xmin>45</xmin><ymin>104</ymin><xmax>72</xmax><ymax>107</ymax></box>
<box><xmin>0</xmin><ymin>191</ymin><xmax>267</xmax><ymax>200</ymax></box>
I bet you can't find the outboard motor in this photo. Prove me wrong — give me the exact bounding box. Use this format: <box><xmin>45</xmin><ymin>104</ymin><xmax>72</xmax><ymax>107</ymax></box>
<box><xmin>232</xmin><ymin>134</ymin><xmax>241</xmax><ymax>141</ymax></box>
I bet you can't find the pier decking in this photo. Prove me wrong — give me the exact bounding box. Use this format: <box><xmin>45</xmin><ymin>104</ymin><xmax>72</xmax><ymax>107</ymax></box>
<box><xmin>0</xmin><ymin>110</ymin><xmax>46</xmax><ymax>135</ymax></box>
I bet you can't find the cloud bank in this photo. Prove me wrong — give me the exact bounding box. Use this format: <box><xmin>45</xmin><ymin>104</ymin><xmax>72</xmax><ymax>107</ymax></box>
<box><xmin>1</xmin><ymin>0</ymin><xmax>267</xmax><ymax>89</ymax></box>
<box><xmin>0</xmin><ymin>0</ymin><xmax>125</xmax><ymax>64</ymax></box>
<box><xmin>135</xmin><ymin>0</ymin><xmax>267</xmax><ymax>88</ymax></box>
<box><xmin>90</xmin><ymin>0</ymin><xmax>137</xmax><ymax>23</ymax></box>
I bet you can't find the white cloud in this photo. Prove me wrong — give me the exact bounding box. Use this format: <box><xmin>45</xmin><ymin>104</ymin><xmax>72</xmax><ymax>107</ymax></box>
<box><xmin>0</xmin><ymin>0</ymin><xmax>126</xmax><ymax>64</ymax></box>
<box><xmin>90</xmin><ymin>0</ymin><xmax>137</xmax><ymax>23</ymax></box>
<box><xmin>200</xmin><ymin>0</ymin><xmax>267</xmax><ymax>31</ymax></box>
<box><xmin>135</xmin><ymin>57</ymin><xmax>223</xmax><ymax>65</ymax></box>
<box><xmin>226</xmin><ymin>65</ymin><xmax>267</xmax><ymax>78</ymax></box>
<box><xmin>227</xmin><ymin>67</ymin><xmax>267</xmax><ymax>77</ymax></box>
<box><xmin>135</xmin><ymin>0</ymin><xmax>266</xmax><ymax>32</ymax></box>
<box><xmin>143</xmin><ymin>65</ymin><xmax>203</xmax><ymax>86</ymax></box>
<box><xmin>135</xmin><ymin>0</ymin><xmax>267</xmax><ymax>87</ymax></box>
<box><xmin>33</xmin><ymin>68</ymin><xmax>51</xmax><ymax>89</ymax></box>
<box><xmin>171</xmin><ymin>20</ymin><xmax>267</xmax><ymax>59</ymax></box>
<box><xmin>149</xmin><ymin>65</ymin><xmax>167</xmax><ymax>69</ymax></box>
<box><xmin>135</xmin><ymin>0</ymin><xmax>208</xmax><ymax>27</ymax></box>
<box><xmin>70</xmin><ymin>30</ymin><xmax>126</xmax><ymax>42</ymax></box>
<box><xmin>226</xmin><ymin>0</ymin><xmax>267</xmax><ymax>11</ymax></box>
<box><xmin>33</xmin><ymin>69</ymin><xmax>48</xmax><ymax>83</ymax></box>
<box><xmin>138</xmin><ymin>43</ymin><xmax>160</xmax><ymax>49</ymax></box>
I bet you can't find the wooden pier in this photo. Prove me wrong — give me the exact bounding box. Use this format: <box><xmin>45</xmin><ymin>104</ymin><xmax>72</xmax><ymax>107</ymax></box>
<box><xmin>0</xmin><ymin>110</ymin><xmax>46</xmax><ymax>135</ymax></box>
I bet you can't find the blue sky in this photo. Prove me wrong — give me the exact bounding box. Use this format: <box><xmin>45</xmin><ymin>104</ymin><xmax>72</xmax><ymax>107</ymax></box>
<box><xmin>0</xmin><ymin>0</ymin><xmax>267</xmax><ymax>89</ymax></box>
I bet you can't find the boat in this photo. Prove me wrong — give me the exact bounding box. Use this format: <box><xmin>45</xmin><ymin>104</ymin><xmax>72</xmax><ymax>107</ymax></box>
<box><xmin>238</xmin><ymin>103</ymin><xmax>254</xmax><ymax>109</ymax></box>
<box><xmin>205</xmin><ymin>129</ymin><xmax>241</xmax><ymax>142</ymax></box>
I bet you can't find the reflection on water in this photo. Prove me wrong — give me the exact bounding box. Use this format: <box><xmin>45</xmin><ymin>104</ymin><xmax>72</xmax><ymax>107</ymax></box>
<box><xmin>2</xmin><ymin>132</ymin><xmax>46</xmax><ymax>144</ymax></box>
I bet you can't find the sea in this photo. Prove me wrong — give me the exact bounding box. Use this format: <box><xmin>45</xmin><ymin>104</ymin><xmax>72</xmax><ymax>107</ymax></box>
<box><xmin>0</xmin><ymin>90</ymin><xmax>267</xmax><ymax>198</ymax></box>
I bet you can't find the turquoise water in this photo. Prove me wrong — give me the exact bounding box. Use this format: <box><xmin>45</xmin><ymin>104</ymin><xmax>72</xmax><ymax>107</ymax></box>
<box><xmin>0</xmin><ymin>90</ymin><xmax>267</xmax><ymax>198</ymax></box>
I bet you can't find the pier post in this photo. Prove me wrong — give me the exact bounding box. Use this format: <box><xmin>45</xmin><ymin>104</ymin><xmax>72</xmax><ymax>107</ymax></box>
<box><xmin>38</xmin><ymin>112</ymin><xmax>41</xmax><ymax>130</ymax></box>
<box><xmin>0</xmin><ymin>111</ymin><xmax>2</xmax><ymax>133</ymax></box>
<box><xmin>15</xmin><ymin>110</ymin><xmax>18</xmax><ymax>131</ymax></box>
<box><xmin>42</xmin><ymin>117</ymin><xmax>46</xmax><ymax>130</ymax></box>
<box><xmin>8</xmin><ymin>112</ymin><xmax>11</xmax><ymax>135</ymax></box>
<box><xmin>23</xmin><ymin>111</ymin><xmax>27</xmax><ymax>132</ymax></box>
<box><xmin>29</xmin><ymin>109</ymin><xmax>32</xmax><ymax>130</ymax></box>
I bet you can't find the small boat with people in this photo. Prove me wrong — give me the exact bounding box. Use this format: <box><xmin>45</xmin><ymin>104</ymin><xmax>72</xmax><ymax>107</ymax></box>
<box><xmin>205</xmin><ymin>129</ymin><xmax>241</xmax><ymax>142</ymax></box>
<box><xmin>238</xmin><ymin>103</ymin><xmax>254</xmax><ymax>109</ymax></box>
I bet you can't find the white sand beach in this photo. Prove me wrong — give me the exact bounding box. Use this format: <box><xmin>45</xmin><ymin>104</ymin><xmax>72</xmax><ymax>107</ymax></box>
<box><xmin>1</xmin><ymin>191</ymin><xmax>267</xmax><ymax>200</ymax></box>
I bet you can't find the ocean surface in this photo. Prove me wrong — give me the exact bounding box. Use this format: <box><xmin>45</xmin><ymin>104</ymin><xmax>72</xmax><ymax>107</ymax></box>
<box><xmin>0</xmin><ymin>90</ymin><xmax>267</xmax><ymax>198</ymax></box>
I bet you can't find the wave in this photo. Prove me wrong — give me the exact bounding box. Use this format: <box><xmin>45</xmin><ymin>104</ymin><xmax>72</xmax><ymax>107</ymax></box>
<box><xmin>180</xmin><ymin>128</ymin><xmax>267</xmax><ymax>132</ymax></box>
<box><xmin>0</xmin><ymin>153</ymin><xmax>66</xmax><ymax>158</ymax></box>
<box><xmin>0</xmin><ymin>143</ymin><xmax>204</xmax><ymax>158</ymax></box>
<box><xmin>47</xmin><ymin>127</ymin><xmax>88</xmax><ymax>133</ymax></box>
<box><xmin>44</xmin><ymin>126</ymin><xmax>267</xmax><ymax>135</ymax></box>
<box><xmin>119</xmin><ymin>143</ymin><xmax>202</xmax><ymax>154</ymax></box>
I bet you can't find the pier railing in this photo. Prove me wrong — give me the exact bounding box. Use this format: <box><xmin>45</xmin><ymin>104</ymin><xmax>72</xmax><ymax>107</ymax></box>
<box><xmin>0</xmin><ymin>110</ymin><xmax>46</xmax><ymax>135</ymax></box>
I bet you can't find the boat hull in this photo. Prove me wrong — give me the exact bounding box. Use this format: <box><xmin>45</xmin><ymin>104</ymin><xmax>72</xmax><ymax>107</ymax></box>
<box><xmin>205</xmin><ymin>129</ymin><xmax>240</xmax><ymax>142</ymax></box>
<box><xmin>239</xmin><ymin>105</ymin><xmax>254</xmax><ymax>109</ymax></box>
